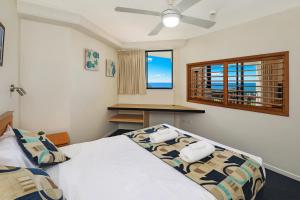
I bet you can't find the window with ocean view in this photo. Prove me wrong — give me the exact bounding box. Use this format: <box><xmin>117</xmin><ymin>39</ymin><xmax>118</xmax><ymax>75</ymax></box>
<box><xmin>228</xmin><ymin>63</ymin><xmax>259</xmax><ymax>106</ymax></box>
<box><xmin>187</xmin><ymin>52</ymin><xmax>289</xmax><ymax>116</ymax></box>
<box><xmin>146</xmin><ymin>50</ymin><xmax>173</xmax><ymax>89</ymax></box>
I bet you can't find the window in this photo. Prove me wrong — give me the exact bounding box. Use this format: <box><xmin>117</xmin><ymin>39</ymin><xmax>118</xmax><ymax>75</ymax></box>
<box><xmin>146</xmin><ymin>50</ymin><xmax>173</xmax><ymax>89</ymax></box>
<box><xmin>187</xmin><ymin>52</ymin><xmax>289</xmax><ymax>116</ymax></box>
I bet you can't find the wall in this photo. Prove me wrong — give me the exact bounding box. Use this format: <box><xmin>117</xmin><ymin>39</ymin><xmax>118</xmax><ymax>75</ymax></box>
<box><xmin>0</xmin><ymin>0</ymin><xmax>20</xmax><ymax>125</ymax></box>
<box><xmin>68</xmin><ymin>29</ymin><xmax>118</xmax><ymax>143</ymax></box>
<box><xmin>118</xmin><ymin>90</ymin><xmax>175</xmax><ymax>105</ymax></box>
<box><xmin>177</xmin><ymin>7</ymin><xmax>300</xmax><ymax>180</ymax></box>
<box><xmin>20</xmin><ymin>19</ymin><xmax>118</xmax><ymax>143</ymax></box>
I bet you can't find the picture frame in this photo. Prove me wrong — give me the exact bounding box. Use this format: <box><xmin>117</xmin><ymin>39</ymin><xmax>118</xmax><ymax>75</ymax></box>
<box><xmin>84</xmin><ymin>49</ymin><xmax>100</xmax><ymax>71</ymax></box>
<box><xmin>0</xmin><ymin>22</ymin><xmax>5</xmax><ymax>67</ymax></box>
<box><xmin>106</xmin><ymin>59</ymin><xmax>116</xmax><ymax>77</ymax></box>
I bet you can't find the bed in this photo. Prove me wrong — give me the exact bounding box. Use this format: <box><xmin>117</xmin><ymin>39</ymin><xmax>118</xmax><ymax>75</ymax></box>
<box><xmin>0</xmin><ymin>112</ymin><xmax>265</xmax><ymax>200</ymax></box>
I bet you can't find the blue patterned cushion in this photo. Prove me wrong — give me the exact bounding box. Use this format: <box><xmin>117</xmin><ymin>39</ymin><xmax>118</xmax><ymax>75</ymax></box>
<box><xmin>0</xmin><ymin>165</ymin><xmax>64</xmax><ymax>200</ymax></box>
<box><xmin>13</xmin><ymin>129</ymin><xmax>70</xmax><ymax>167</ymax></box>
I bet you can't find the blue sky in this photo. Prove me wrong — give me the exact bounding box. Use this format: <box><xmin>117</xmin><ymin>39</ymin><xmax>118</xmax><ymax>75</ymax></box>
<box><xmin>147</xmin><ymin>56</ymin><xmax>172</xmax><ymax>83</ymax></box>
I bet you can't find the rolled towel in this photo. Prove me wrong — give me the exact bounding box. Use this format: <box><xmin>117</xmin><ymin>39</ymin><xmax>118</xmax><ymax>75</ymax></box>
<box><xmin>149</xmin><ymin>129</ymin><xmax>178</xmax><ymax>143</ymax></box>
<box><xmin>189</xmin><ymin>141</ymin><xmax>207</xmax><ymax>150</ymax></box>
<box><xmin>179</xmin><ymin>141</ymin><xmax>215</xmax><ymax>163</ymax></box>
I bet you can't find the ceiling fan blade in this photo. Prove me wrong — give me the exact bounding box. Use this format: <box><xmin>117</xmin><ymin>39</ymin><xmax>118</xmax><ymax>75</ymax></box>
<box><xmin>148</xmin><ymin>23</ymin><xmax>164</xmax><ymax>36</ymax></box>
<box><xmin>175</xmin><ymin>0</ymin><xmax>202</xmax><ymax>12</ymax></box>
<box><xmin>181</xmin><ymin>15</ymin><xmax>216</xmax><ymax>28</ymax></box>
<box><xmin>115</xmin><ymin>7</ymin><xmax>161</xmax><ymax>17</ymax></box>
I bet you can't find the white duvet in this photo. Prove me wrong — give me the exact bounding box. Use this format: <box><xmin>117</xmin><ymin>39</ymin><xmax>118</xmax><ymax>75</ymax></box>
<box><xmin>46</xmin><ymin>125</ymin><xmax>265</xmax><ymax>200</ymax></box>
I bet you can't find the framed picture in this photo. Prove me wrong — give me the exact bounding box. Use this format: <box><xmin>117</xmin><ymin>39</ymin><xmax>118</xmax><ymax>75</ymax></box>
<box><xmin>106</xmin><ymin>59</ymin><xmax>116</xmax><ymax>77</ymax></box>
<box><xmin>84</xmin><ymin>49</ymin><xmax>100</xmax><ymax>71</ymax></box>
<box><xmin>0</xmin><ymin>22</ymin><xmax>5</xmax><ymax>67</ymax></box>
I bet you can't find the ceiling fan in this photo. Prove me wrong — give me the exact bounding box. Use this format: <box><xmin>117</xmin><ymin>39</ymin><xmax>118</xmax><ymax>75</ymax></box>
<box><xmin>115</xmin><ymin>0</ymin><xmax>216</xmax><ymax>36</ymax></box>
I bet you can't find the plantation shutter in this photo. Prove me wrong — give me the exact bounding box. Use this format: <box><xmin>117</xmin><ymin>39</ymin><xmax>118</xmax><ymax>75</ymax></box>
<box><xmin>187</xmin><ymin>52</ymin><xmax>289</xmax><ymax>116</ymax></box>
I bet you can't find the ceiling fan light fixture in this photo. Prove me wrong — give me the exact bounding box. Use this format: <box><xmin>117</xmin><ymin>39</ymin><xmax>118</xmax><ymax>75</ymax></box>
<box><xmin>115</xmin><ymin>0</ymin><xmax>216</xmax><ymax>36</ymax></box>
<box><xmin>162</xmin><ymin>10</ymin><xmax>180</xmax><ymax>28</ymax></box>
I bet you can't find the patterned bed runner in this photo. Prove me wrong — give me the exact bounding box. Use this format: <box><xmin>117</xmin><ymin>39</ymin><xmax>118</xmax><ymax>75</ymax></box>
<box><xmin>125</xmin><ymin>125</ymin><xmax>265</xmax><ymax>200</ymax></box>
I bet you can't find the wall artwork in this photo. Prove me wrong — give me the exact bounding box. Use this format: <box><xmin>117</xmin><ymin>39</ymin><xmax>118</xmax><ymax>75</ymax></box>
<box><xmin>0</xmin><ymin>22</ymin><xmax>5</xmax><ymax>67</ymax></box>
<box><xmin>85</xmin><ymin>49</ymin><xmax>100</xmax><ymax>71</ymax></box>
<box><xmin>106</xmin><ymin>59</ymin><xmax>116</xmax><ymax>77</ymax></box>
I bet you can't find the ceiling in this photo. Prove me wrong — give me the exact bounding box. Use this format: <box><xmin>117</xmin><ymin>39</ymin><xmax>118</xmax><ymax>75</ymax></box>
<box><xmin>21</xmin><ymin>0</ymin><xmax>300</xmax><ymax>43</ymax></box>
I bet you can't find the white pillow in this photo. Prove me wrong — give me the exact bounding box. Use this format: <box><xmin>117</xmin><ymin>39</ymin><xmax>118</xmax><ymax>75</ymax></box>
<box><xmin>0</xmin><ymin>126</ymin><xmax>35</xmax><ymax>168</ymax></box>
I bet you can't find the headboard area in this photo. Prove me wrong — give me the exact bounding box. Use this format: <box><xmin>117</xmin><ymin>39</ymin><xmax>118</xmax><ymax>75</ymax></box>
<box><xmin>0</xmin><ymin>111</ymin><xmax>13</xmax><ymax>137</ymax></box>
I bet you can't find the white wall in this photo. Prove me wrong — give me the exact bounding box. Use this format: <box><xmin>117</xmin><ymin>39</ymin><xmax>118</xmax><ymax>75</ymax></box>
<box><xmin>177</xmin><ymin>7</ymin><xmax>300</xmax><ymax>180</ymax></box>
<box><xmin>118</xmin><ymin>90</ymin><xmax>175</xmax><ymax>105</ymax></box>
<box><xmin>20</xmin><ymin>19</ymin><xmax>71</xmax><ymax>135</ymax></box>
<box><xmin>20</xmin><ymin>19</ymin><xmax>118</xmax><ymax>143</ymax></box>
<box><xmin>68</xmin><ymin>29</ymin><xmax>118</xmax><ymax>143</ymax></box>
<box><xmin>0</xmin><ymin>0</ymin><xmax>20</xmax><ymax>125</ymax></box>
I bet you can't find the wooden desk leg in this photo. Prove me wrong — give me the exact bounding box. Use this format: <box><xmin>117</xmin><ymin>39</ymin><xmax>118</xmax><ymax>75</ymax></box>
<box><xmin>143</xmin><ymin>111</ymin><xmax>149</xmax><ymax>128</ymax></box>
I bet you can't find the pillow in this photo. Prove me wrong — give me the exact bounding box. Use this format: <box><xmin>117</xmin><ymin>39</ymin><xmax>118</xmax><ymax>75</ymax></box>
<box><xmin>0</xmin><ymin>126</ymin><xmax>35</xmax><ymax>168</ymax></box>
<box><xmin>13</xmin><ymin>129</ymin><xmax>69</xmax><ymax>167</ymax></box>
<box><xmin>0</xmin><ymin>165</ymin><xmax>64</xmax><ymax>200</ymax></box>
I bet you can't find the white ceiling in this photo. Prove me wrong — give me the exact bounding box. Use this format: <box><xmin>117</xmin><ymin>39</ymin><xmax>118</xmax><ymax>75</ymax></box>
<box><xmin>21</xmin><ymin>0</ymin><xmax>300</xmax><ymax>43</ymax></box>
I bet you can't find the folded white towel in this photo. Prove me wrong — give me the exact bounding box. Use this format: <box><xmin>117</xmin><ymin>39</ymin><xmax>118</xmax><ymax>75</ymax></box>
<box><xmin>149</xmin><ymin>129</ymin><xmax>179</xmax><ymax>143</ymax></box>
<box><xmin>179</xmin><ymin>141</ymin><xmax>215</xmax><ymax>163</ymax></box>
<box><xmin>189</xmin><ymin>141</ymin><xmax>207</xmax><ymax>150</ymax></box>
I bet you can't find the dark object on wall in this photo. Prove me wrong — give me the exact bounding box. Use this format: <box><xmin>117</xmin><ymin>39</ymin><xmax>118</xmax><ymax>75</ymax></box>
<box><xmin>10</xmin><ymin>84</ymin><xmax>27</xmax><ymax>96</ymax></box>
<box><xmin>0</xmin><ymin>22</ymin><xmax>5</xmax><ymax>66</ymax></box>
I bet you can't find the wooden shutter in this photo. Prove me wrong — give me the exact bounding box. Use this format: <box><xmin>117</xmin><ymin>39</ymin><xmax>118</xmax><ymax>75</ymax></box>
<box><xmin>188</xmin><ymin>64</ymin><xmax>224</xmax><ymax>104</ymax></box>
<box><xmin>187</xmin><ymin>52</ymin><xmax>289</xmax><ymax>116</ymax></box>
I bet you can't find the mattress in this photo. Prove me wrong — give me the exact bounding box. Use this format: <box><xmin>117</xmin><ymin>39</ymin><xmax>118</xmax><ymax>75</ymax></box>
<box><xmin>46</xmin><ymin>124</ymin><xmax>265</xmax><ymax>200</ymax></box>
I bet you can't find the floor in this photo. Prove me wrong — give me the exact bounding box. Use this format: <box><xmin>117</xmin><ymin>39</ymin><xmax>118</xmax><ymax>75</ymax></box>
<box><xmin>256</xmin><ymin>169</ymin><xmax>300</xmax><ymax>200</ymax></box>
<box><xmin>110</xmin><ymin>129</ymin><xmax>300</xmax><ymax>200</ymax></box>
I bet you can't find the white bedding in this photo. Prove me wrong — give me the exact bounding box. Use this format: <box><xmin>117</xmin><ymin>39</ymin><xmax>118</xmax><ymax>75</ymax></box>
<box><xmin>46</xmin><ymin>124</ymin><xmax>265</xmax><ymax>200</ymax></box>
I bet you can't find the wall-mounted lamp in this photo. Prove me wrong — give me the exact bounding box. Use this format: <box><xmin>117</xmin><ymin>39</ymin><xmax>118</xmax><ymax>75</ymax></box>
<box><xmin>10</xmin><ymin>84</ymin><xmax>27</xmax><ymax>96</ymax></box>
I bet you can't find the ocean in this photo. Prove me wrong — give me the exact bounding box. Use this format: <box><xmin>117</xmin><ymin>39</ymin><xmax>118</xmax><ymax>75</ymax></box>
<box><xmin>212</xmin><ymin>83</ymin><xmax>257</xmax><ymax>91</ymax></box>
<box><xmin>148</xmin><ymin>82</ymin><xmax>173</xmax><ymax>88</ymax></box>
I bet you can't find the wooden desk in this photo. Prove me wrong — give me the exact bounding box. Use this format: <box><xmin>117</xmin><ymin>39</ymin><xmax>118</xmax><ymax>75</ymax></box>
<box><xmin>108</xmin><ymin>104</ymin><xmax>205</xmax><ymax>113</ymax></box>
<box><xmin>108</xmin><ymin>104</ymin><xmax>205</xmax><ymax>128</ymax></box>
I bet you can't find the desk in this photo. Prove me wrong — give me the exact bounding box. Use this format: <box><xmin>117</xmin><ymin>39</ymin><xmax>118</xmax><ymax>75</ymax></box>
<box><xmin>108</xmin><ymin>104</ymin><xmax>205</xmax><ymax>127</ymax></box>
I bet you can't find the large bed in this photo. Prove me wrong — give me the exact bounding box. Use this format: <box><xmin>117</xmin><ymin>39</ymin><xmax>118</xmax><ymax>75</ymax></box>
<box><xmin>0</xmin><ymin>112</ymin><xmax>265</xmax><ymax>200</ymax></box>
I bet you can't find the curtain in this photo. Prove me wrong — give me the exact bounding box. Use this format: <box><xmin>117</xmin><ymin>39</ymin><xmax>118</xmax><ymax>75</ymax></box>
<box><xmin>117</xmin><ymin>50</ymin><xmax>146</xmax><ymax>95</ymax></box>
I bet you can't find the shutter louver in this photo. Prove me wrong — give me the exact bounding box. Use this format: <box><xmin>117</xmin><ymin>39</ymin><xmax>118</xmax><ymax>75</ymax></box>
<box><xmin>187</xmin><ymin>52</ymin><xmax>289</xmax><ymax>116</ymax></box>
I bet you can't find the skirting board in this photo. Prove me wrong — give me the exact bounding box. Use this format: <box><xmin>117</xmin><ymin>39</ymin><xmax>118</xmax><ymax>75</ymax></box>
<box><xmin>264</xmin><ymin>162</ymin><xmax>300</xmax><ymax>182</ymax></box>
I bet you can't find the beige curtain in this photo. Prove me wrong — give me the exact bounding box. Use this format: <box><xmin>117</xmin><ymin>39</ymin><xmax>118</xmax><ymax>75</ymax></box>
<box><xmin>117</xmin><ymin>50</ymin><xmax>146</xmax><ymax>95</ymax></box>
